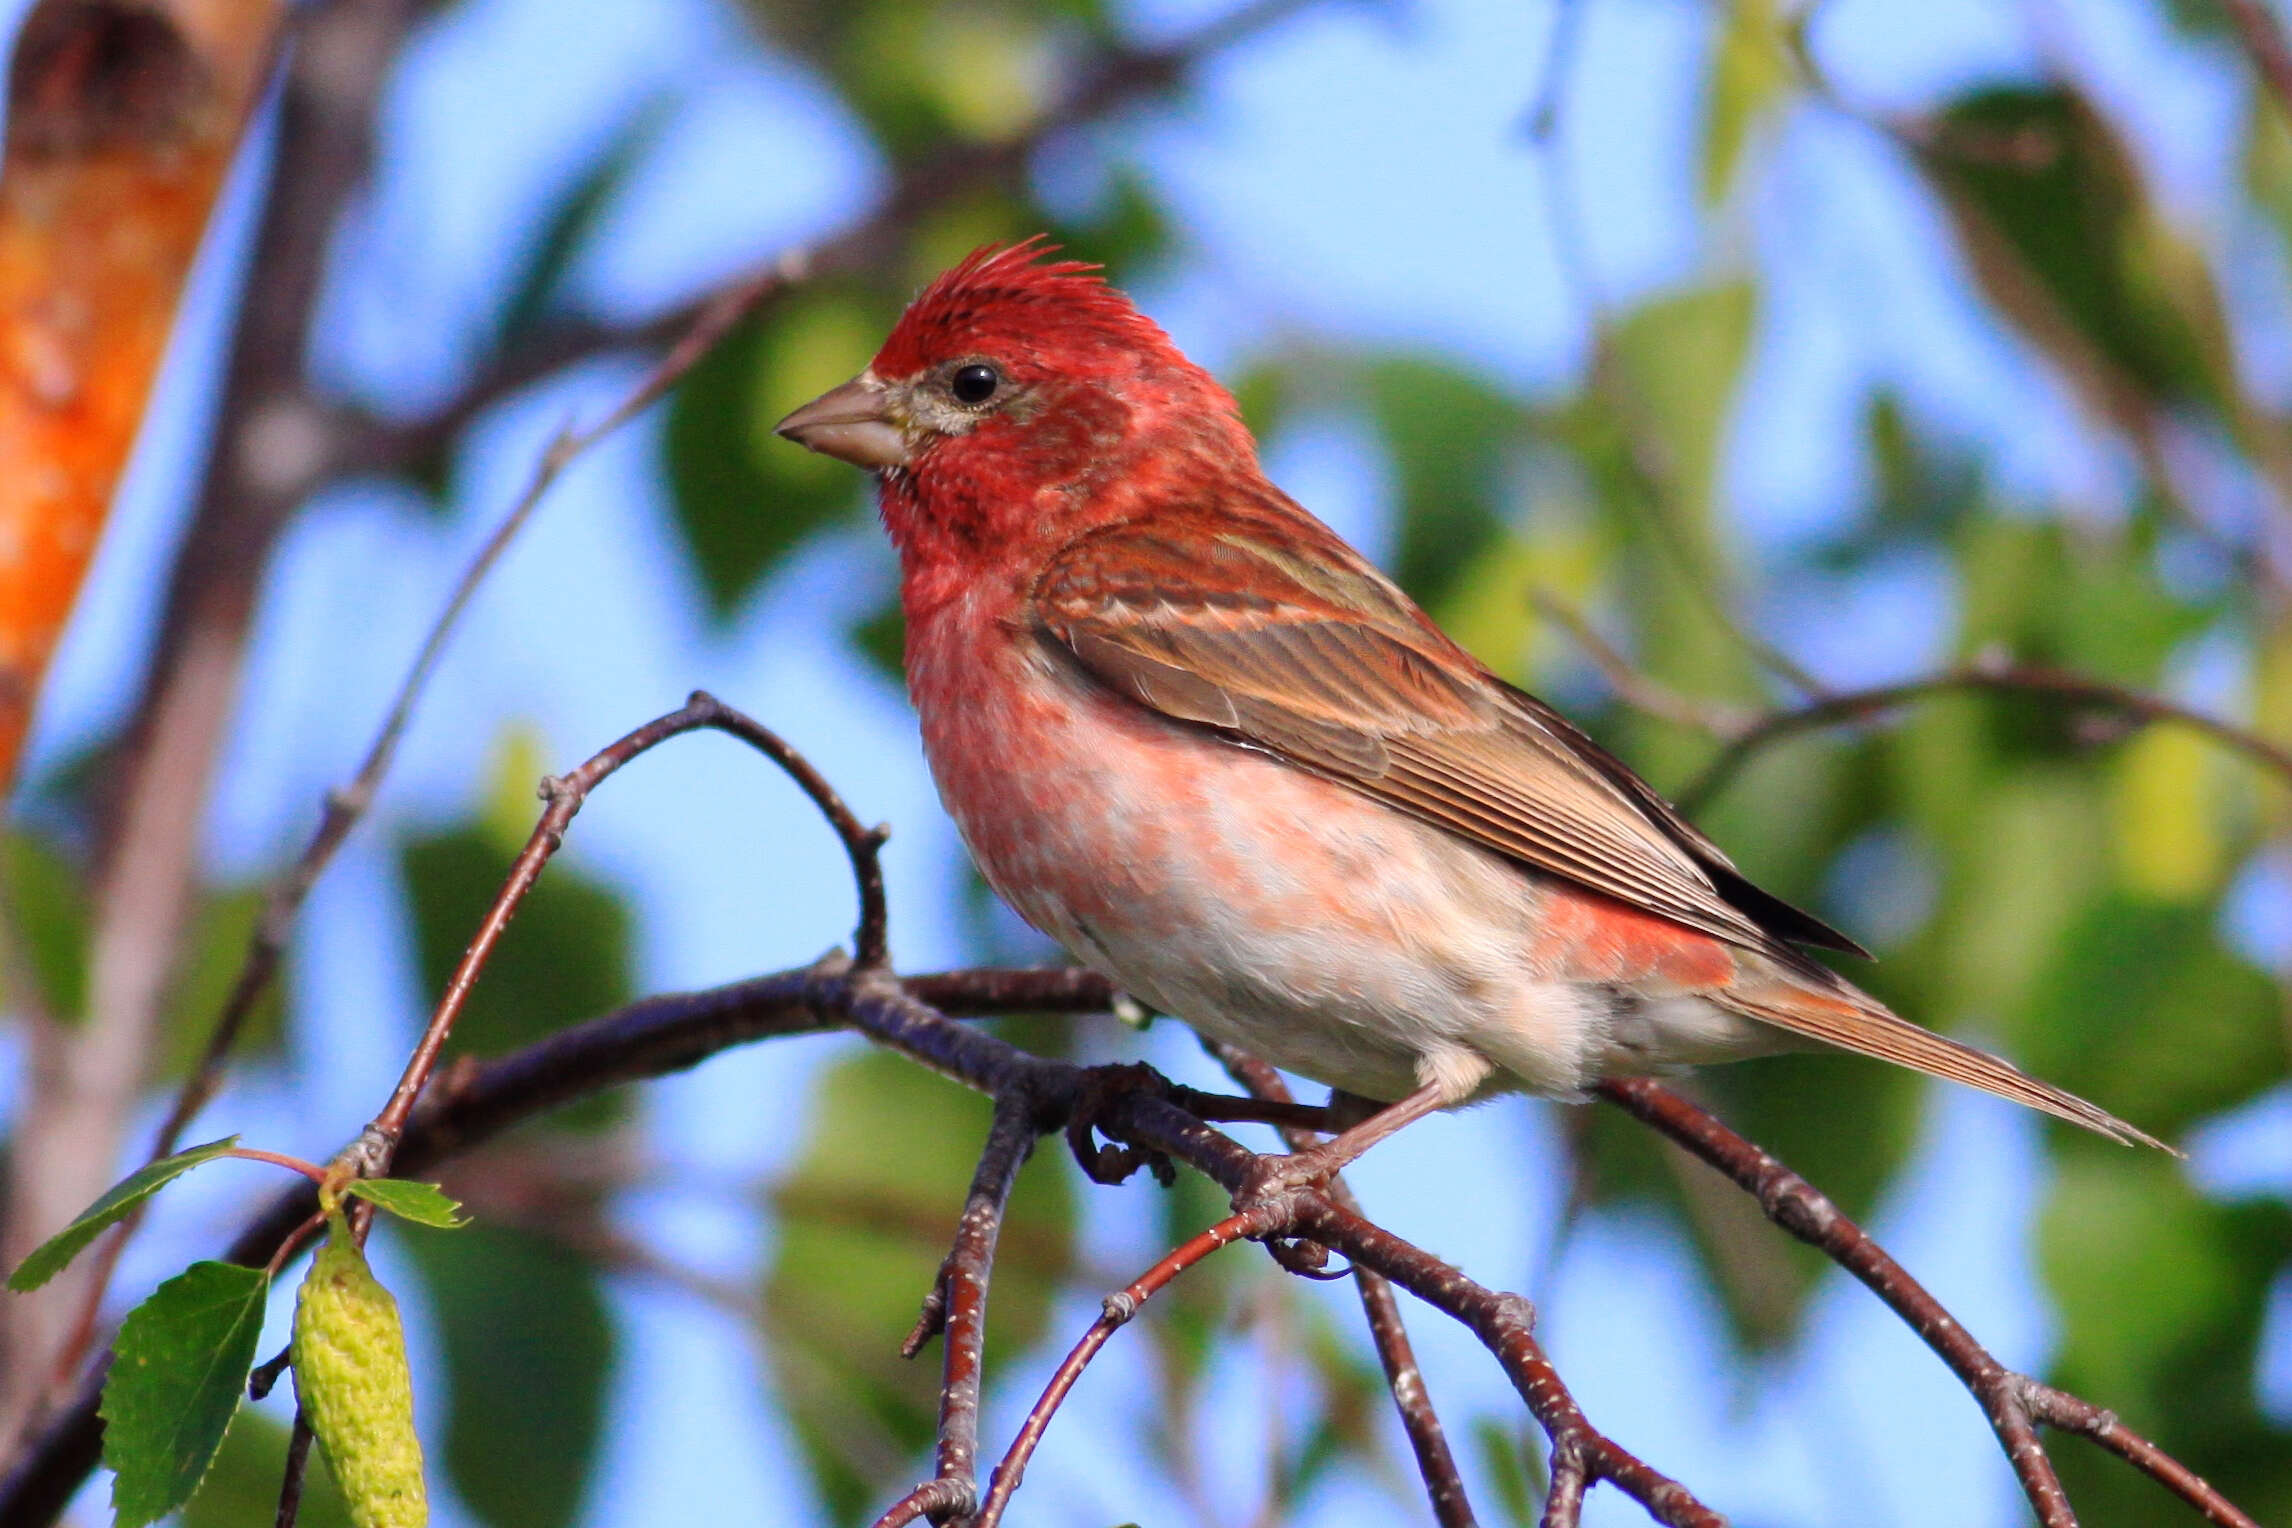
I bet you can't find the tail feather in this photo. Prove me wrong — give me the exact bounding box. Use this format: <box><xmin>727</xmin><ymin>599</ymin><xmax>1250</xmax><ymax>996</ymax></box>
<box><xmin>1721</xmin><ymin>978</ymin><xmax>2176</xmax><ymax>1155</ymax></box>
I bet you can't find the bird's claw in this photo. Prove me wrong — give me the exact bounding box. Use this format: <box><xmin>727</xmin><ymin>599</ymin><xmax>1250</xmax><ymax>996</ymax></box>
<box><xmin>1064</xmin><ymin>1062</ymin><xmax>1178</xmax><ymax>1186</ymax></box>
<box><xmin>1231</xmin><ymin>1147</ymin><xmax>1336</xmax><ymax>1209</ymax></box>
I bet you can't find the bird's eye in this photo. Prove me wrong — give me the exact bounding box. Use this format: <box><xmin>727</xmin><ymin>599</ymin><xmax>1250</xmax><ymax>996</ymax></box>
<box><xmin>950</xmin><ymin>363</ymin><xmax>1001</xmax><ymax>405</ymax></box>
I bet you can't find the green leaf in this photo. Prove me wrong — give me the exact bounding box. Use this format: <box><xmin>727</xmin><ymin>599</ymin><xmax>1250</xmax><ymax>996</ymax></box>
<box><xmin>2015</xmin><ymin>895</ymin><xmax>2285</xmax><ymax>1138</ymax></box>
<box><xmin>1699</xmin><ymin>0</ymin><xmax>1793</xmax><ymax>204</ymax></box>
<box><xmin>2040</xmin><ymin>1156</ymin><xmax>2292</xmax><ymax>1451</ymax></box>
<box><xmin>1</xmin><ymin>829</ymin><xmax>89</xmax><ymax>1019</ymax></box>
<box><xmin>1920</xmin><ymin>86</ymin><xmax>2237</xmax><ymax>420</ymax></box>
<box><xmin>1692</xmin><ymin>1052</ymin><xmax>1923</xmax><ymax>1348</ymax></box>
<box><xmin>496</xmin><ymin>93</ymin><xmax>673</xmax><ymax>342</ymax></box>
<box><xmin>405</xmin><ymin>1224</ymin><xmax>614</xmax><ymax>1528</ymax></box>
<box><xmin>1574</xmin><ymin>281</ymin><xmax>1763</xmax><ymax>777</ymax></box>
<box><xmin>346</xmin><ymin>1179</ymin><xmax>469</xmax><ymax>1229</ymax></box>
<box><xmin>764</xmin><ymin>1047</ymin><xmax>1074</xmax><ymax>1524</ymax></box>
<box><xmin>1045</xmin><ymin>165</ymin><xmax>1171</xmax><ymax>273</ymax></box>
<box><xmin>99</xmin><ymin>1261</ymin><xmax>270</xmax><ymax>1528</ymax></box>
<box><xmin>159</xmin><ymin>881</ymin><xmax>289</xmax><ymax>1080</ymax></box>
<box><xmin>1362</xmin><ymin>355</ymin><xmax>1525</xmax><ymax>613</ymax></box>
<box><xmin>8</xmin><ymin>1136</ymin><xmax>240</xmax><ymax>1291</ymax></box>
<box><xmin>849</xmin><ymin>595</ymin><xmax>907</xmax><ymax>685</ymax></box>
<box><xmin>400</xmin><ymin>818</ymin><xmax>631</xmax><ymax>1130</ymax></box>
<box><xmin>661</xmin><ymin>286</ymin><xmax>885</xmax><ymax>619</ymax></box>
<box><xmin>1470</xmin><ymin>1416</ymin><xmax>1542</xmax><ymax>1528</ymax></box>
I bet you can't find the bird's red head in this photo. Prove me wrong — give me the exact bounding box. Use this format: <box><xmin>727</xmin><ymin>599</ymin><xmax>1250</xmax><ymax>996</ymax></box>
<box><xmin>775</xmin><ymin>239</ymin><xmax>1253</xmax><ymax>569</ymax></box>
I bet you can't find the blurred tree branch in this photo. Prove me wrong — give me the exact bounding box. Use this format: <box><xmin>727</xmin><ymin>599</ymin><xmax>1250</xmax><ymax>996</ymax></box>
<box><xmin>0</xmin><ymin>0</ymin><xmax>413</xmax><ymax>1453</ymax></box>
<box><xmin>1532</xmin><ymin>590</ymin><xmax>2292</xmax><ymax>810</ymax></box>
<box><xmin>0</xmin><ymin>0</ymin><xmax>284</xmax><ymax>793</ymax></box>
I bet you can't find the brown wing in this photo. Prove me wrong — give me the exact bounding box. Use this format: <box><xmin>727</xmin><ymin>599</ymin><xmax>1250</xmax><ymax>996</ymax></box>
<box><xmin>1033</xmin><ymin>511</ymin><xmax>1863</xmax><ymax>957</ymax></box>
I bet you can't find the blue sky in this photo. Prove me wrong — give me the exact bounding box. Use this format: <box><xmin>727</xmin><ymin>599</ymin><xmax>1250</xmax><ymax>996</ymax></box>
<box><xmin>8</xmin><ymin>0</ymin><xmax>2291</xmax><ymax>1523</ymax></box>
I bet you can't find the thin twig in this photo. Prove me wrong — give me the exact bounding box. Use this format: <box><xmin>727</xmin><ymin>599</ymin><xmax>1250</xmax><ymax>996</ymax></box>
<box><xmin>1595</xmin><ymin>1078</ymin><xmax>2260</xmax><ymax>1528</ymax></box>
<box><xmin>338</xmin><ymin>0</ymin><xmax>1330</xmax><ymax>479</ymax></box>
<box><xmin>48</xmin><ymin>227</ymin><xmax>804</xmax><ymax>1423</ymax></box>
<box><xmin>354</xmin><ymin>690</ymin><xmax>886</xmax><ymax>1181</ymax></box>
<box><xmin>971</xmin><ymin>1205</ymin><xmax>1289</xmax><ymax>1528</ymax></box>
<box><xmin>1212</xmin><ymin>1044</ymin><xmax>1478</xmax><ymax>1528</ymax></box>
<box><xmin>1530</xmin><ymin>591</ymin><xmax>1756</xmax><ymax>736</ymax></box>
<box><xmin>1677</xmin><ymin>657</ymin><xmax>2292</xmax><ymax>812</ymax></box>
<box><xmin>1521</xmin><ymin>29</ymin><xmax>1823</xmax><ymax>702</ymax></box>
<box><xmin>3</xmin><ymin>0</ymin><xmax>415</xmax><ymax>1446</ymax></box>
<box><xmin>3</xmin><ymin>947</ymin><xmax>2251</xmax><ymax>1528</ymax></box>
<box><xmin>2225</xmin><ymin>0</ymin><xmax>2292</xmax><ymax>125</ymax></box>
<box><xmin>272</xmin><ymin>1407</ymin><xmax>314</xmax><ymax>1528</ymax></box>
<box><xmin>0</xmin><ymin>701</ymin><xmax>2264</xmax><ymax>1528</ymax></box>
<box><xmin>876</xmin><ymin>1094</ymin><xmax>1041</xmax><ymax>1527</ymax></box>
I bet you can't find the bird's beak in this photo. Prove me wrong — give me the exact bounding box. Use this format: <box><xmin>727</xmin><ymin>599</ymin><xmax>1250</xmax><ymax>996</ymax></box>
<box><xmin>773</xmin><ymin>372</ymin><xmax>908</xmax><ymax>471</ymax></box>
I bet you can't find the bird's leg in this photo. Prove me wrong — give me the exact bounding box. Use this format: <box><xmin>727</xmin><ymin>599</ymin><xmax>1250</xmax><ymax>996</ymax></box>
<box><xmin>1237</xmin><ymin>1079</ymin><xmax>1450</xmax><ymax>1202</ymax></box>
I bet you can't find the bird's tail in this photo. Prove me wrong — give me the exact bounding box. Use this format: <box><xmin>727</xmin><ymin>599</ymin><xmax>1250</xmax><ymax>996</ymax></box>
<box><xmin>1718</xmin><ymin>965</ymin><xmax>2174</xmax><ymax>1154</ymax></box>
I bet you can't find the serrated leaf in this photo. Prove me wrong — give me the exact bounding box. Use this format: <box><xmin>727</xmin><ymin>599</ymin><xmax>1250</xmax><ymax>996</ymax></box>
<box><xmin>405</xmin><ymin>1224</ymin><xmax>613</xmax><ymax>1528</ymax></box>
<box><xmin>99</xmin><ymin>1261</ymin><xmax>270</xmax><ymax>1527</ymax></box>
<box><xmin>347</xmin><ymin>1180</ymin><xmax>469</xmax><ymax>1229</ymax></box>
<box><xmin>9</xmin><ymin>1137</ymin><xmax>240</xmax><ymax>1291</ymax></box>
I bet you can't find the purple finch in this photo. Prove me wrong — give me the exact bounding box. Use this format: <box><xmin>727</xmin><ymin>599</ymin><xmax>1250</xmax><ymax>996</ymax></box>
<box><xmin>776</xmin><ymin>240</ymin><xmax>2163</xmax><ymax>1182</ymax></box>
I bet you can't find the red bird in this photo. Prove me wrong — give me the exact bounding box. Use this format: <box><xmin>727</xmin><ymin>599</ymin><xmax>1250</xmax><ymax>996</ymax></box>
<box><xmin>776</xmin><ymin>240</ymin><xmax>2164</xmax><ymax>1184</ymax></box>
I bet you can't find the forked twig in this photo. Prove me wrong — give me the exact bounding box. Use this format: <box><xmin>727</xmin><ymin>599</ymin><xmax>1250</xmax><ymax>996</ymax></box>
<box><xmin>872</xmin><ymin>1094</ymin><xmax>1043</xmax><ymax>1528</ymax></box>
<box><xmin>969</xmin><ymin>1205</ymin><xmax>1289</xmax><ymax>1528</ymax></box>
<box><xmin>1596</xmin><ymin>1078</ymin><xmax>2259</xmax><ymax>1528</ymax></box>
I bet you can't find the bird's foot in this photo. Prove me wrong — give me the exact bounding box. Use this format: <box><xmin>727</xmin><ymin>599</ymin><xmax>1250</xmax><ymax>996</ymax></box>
<box><xmin>1231</xmin><ymin>1143</ymin><xmax>1342</xmax><ymax>1206</ymax></box>
<box><xmin>1230</xmin><ymin>1148</ymin><xmax>1352</xmax><ymax>1279</ymax></box>
<box><xmin>1064</xmin><ymin>1062</ymin><xmax>1178</xmax><ymax>1187</ymax></box>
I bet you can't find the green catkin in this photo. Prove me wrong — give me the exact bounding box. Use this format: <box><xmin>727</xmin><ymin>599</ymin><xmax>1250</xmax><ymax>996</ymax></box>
<box><xmin>293</xmin><ymin>1214</ymin><xmax>427</xmax><ymax>1528</ymax></box>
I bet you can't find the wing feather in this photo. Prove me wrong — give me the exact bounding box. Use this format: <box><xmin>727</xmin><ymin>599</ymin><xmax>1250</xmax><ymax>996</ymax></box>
<box><xmin>1034</xmin><ymin>512</ymin><xmax>1858</xmax><ymax>956</ymax></box>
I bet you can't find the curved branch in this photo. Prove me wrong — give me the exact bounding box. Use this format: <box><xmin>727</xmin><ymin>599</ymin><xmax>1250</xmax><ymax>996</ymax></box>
<box><xmin>1596</xmin><ymin>1077</ymin><xmax>2261</xmax><ymax>1528</ymax></box>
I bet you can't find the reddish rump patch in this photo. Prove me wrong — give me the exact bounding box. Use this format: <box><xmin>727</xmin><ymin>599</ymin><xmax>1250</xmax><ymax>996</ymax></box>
<box><xmin>1532</xmin><ymin>882</ymin><xmax>1737</xmax><ymax>990</ymax></box>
